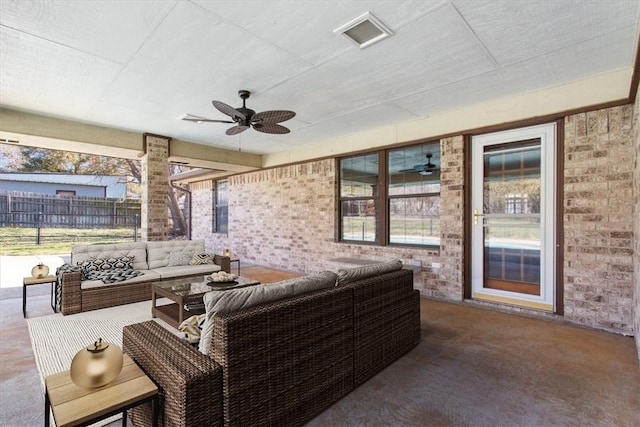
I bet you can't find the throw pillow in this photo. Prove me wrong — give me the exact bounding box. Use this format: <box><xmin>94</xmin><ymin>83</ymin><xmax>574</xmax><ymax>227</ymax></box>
<box><xmin>189</xmin><ymin>253</ymin><xmax>215</xmax><ymax>265</ymax></box>
<box><xmin>168</xmin><ymin>250</ymin><xmax>193</xmax><ymax>267</ymax></box>
<box><xmin>85</xmin><ymin>269</ymin><xmax>143</xmax><ymax>284</ymax></box>
<box><xmin>178</xmin><ymin>313</ymin><xmax>206</xmax><ymax>344</ymax></box>
<box><xmin>77</xmin><ymin>256</ymin><xmax>135</xmax><ymax>272</ymax></box>
<box><xmin>336</xmin><ymin>259</ymin><xmax>403</xmax><ymax>285</ymax></box>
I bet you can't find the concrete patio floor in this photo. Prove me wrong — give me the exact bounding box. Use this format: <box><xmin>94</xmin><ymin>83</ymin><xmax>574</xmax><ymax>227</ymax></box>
<box><xmin>1</xmin><ymin>259</ymin><xmax>639</xmax><ymax>426</ymax></box>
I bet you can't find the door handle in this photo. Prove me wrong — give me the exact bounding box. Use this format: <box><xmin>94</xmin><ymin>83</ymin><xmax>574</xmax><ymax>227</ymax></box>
<box><xmin>473</xmin><ymin>209</ymin><xmax>484</xmax><ymax>225</ymax></box>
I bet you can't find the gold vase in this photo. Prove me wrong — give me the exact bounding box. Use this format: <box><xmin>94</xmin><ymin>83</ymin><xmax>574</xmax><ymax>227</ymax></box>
<box><xmin>31</xmin><ymin>263</ymin><xmax>49</xmax><ymax>279</ymax></box>
<box><xmin>70</xmin><ymin>338</ymin><xmax>123</xmax><ymax>388</ymax></box>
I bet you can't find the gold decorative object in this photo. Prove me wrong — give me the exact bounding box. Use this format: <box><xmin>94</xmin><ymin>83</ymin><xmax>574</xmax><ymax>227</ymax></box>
<box><xmin>31</xmin><ymin>263</ymin><xmax>49</xmax><ymax>279</ymax></box>
<box><xmin>70</xmin><ymin>338</ymin><xmax>123</xmax><ymax>388</ymax></box>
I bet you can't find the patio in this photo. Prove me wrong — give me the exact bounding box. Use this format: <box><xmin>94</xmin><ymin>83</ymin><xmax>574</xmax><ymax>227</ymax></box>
<box><xmin>1</xmin><ymin>269</ymin><xmax>639</xmax><ymax>426</ymax></box>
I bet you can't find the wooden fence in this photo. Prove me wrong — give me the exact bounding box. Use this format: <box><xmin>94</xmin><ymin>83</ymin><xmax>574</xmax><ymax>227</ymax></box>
<box><xmin>0</xmin><ymin>191</ymin><xmax>141</xmax><ymax>228</ymax></box>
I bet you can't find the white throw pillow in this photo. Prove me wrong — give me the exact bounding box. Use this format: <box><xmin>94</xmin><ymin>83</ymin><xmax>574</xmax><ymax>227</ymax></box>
<box><xmin>168</xmin><ymin>250</ymin><xmax>193</xmax><ymax>266</ymax></box>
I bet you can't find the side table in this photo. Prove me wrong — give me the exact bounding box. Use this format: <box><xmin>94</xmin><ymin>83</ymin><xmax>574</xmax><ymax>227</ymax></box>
<box><xmin>45</xmin><ymin>353</ymin><xmax>158</xmax><ymax>427</ymax></box>
<box><xmin>229</xmin><ymin>256</ymin><xmax>240</xmax><ymax>275</ymax></box>
<box><xmin>23</xmin><ymin>275</ymin><xmax>57</xmax><ymax>317</ymax></box>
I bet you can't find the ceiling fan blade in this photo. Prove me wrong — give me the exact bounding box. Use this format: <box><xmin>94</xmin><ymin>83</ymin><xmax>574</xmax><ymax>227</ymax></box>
<box><xmin>252</xmin><ymin>123</ymin><xmax>291</xmax><ymax>134</ymax></box>
<box><xmin>252</xmin><ymin>110</ymin><xmax>296</xmax><ymax>124</ymax></box>
<box><xmin>212</xmin><ymin>100</ymin><xmax>246</xmax><ymax>121</ymax></box>
<box><xmin>180</xmin><ymin>113</ymin><xmax>234</xmax><ymax>124</ymax></box>
<box><xmin>226</xmin><ymin>125</ymin><xmax>250</xmax><ymax>136</ymax></box>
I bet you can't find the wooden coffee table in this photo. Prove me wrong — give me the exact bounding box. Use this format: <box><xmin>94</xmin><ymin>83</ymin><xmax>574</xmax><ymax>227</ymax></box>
<box><xmin>45</xmin><ymin>353</ymin><xmax>158</xmax><ymax>427</ymax></box>
<box><xmin>151</xmin><ymin>275</ymin><xmax>260</xmax><ymax>328</ymax></box>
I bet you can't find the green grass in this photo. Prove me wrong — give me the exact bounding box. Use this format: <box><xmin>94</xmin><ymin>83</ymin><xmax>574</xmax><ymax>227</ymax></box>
<box><xmin>0</xmin><ymin>227</ymin><xmax>140</xmax><ymax>255</ymax></box>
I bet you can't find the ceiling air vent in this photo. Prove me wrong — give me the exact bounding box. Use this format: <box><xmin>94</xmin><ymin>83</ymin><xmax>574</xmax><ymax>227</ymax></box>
<box><xmin>334</xmin><ymin>12</ymin><xmax>393</xmax><ymax>49</ymax></box>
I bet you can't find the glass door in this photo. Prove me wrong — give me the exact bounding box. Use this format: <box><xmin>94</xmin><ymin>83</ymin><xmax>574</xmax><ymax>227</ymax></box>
<box><xmin>471</xmin><ymin>124</ymin><xmax>556</xmax><ymax>311</ymax></box>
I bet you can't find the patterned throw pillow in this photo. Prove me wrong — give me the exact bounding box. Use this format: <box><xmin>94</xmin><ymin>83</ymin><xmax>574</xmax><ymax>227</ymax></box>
<box><xmin>77</xmin><ymin>256</ymin><xmax>135</xmax><ymax>273</ymax></box>
<box><xmin>178</xmin><ymin>314</ymin><xmax>206</xmax><ymax>344</ymax></box>
<box><xmin>85</xmin><ymin>269</ymin><xmax>143</xmax><ymax>284</ymax></box>
<box><xmin>168</xmin><ymin>250</ymin><xmax>193</xmax><ymax>266</ymax></box>
<box><xmin>189</xmin><ymin>253</ymin><xmax>215</xmax><ymax>265</ymax></box>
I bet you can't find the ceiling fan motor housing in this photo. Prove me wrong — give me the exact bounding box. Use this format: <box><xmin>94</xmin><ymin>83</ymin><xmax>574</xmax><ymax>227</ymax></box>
<box><xmin>235</xmin><ymin>90</ymin><xmax>254</xmax><ymax>124</ymax></box>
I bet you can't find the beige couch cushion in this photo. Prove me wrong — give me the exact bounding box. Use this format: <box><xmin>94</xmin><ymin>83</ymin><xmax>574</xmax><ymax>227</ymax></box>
<box><xmin>146</xmin><ymin>240</ymin><xmax>206</xmax><ymax>269</ymax></box>
<box><xmin>198</xmin><ymin>271</ymin><xmax>338</xmax><ymax>355</ymax></box>
<box><xmin>152</xmin><ymin>264</ymin><xmax>220</xmax><ymax>280</ymax></box>
<box><xmin>72</xmin><ymin>242</ymin><xmax>148</xmax><ymax>271</ymax></box>
<box><xmin>336</xmin><ymin>259</ymin><xmax>403</xmax><ymax>285</ymax></box>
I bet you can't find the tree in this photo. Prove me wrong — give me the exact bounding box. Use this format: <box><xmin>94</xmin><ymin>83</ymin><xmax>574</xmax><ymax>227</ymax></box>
<box><xmin>0</xmin><ymin>143</ymin><xmax>25</xmax><ymax>171</ymax></box>
<box><xmin>3</xmin><ymin>145</ymin><xmax>191</xmax><ymax>238</ymax></box>
<box><xmin>19</xmin><ymin>147</ymin><xmax>86</xmax><ymax>173</ymax></box>
<box><xmin>168</xmin><ymin>164</ymin><xmax>190</xmax><ymax>237</ymax></box>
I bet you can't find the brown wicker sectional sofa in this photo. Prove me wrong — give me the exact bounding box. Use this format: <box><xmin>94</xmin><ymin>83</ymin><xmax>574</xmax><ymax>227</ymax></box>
<box><xmin>122</xmin><ymin>263</ymin><xmax>420</xmax><ymax>427</ymax></box>
<box><xmin>59</xmin><ymin>240</ymin><xmax>230</xmax><ymax>315</ymax></box>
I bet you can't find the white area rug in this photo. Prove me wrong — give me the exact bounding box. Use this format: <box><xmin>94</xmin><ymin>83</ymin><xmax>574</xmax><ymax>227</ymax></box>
<box><xmin>27</xmin><ymin>300</ymin><xmax>174</xmax><ymax>426</ymax></box>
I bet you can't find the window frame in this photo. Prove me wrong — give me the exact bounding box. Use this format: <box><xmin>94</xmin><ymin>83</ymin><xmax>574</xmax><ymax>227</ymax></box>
<box><xmin>338</xmin><ymin>151</ymin><xmax>385</xmax><ymax>245</ymax></box>
<box><xmin>337</xmin><ymin>141</ymin><xmax>441</xmax><ymax>248</ymax></box>
<box><xmin>213</xmin><ymin>179</ymin><xmax>228</xmax><ymax>234</ymax></box>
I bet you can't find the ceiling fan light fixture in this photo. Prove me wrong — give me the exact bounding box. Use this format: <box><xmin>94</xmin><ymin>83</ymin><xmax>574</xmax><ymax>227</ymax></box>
<box><xmin>334</xmin><ymin>12</ymin><xmax>393</xmax><ymax>49</ymax></box>
<box><xmin>419</xmin><ymin>170</ymin><xmax>434</xmax><ymax>176</ymax></box>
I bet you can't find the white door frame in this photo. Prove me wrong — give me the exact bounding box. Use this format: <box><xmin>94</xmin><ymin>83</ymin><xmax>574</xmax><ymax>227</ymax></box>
<box><xmin>471</xmin><ymin>123</ymin><xmax>556</xmax><ymax>311</ymax></box>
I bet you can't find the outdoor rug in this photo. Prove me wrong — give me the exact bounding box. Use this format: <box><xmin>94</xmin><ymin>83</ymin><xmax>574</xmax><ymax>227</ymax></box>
<box><xmin>26</xmin><ymin>300</ymin><xmax>171</xmax><ymax>426</ymax></box>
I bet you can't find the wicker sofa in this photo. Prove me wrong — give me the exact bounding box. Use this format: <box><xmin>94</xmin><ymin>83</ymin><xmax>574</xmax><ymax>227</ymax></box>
<box><xmin>123</xmin><ymin>263</ymin><xmax>420</xmax><ymax>427</ymax></box>
<box><xmin>59</xmin><ymin>240</ymin><xmax>230</xmax><ymax>315</ymax></box>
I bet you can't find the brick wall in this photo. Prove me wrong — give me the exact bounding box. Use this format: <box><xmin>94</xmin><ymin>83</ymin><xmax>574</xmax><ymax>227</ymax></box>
<box><xmin>633</xmin><ymin>87</ymin><xmax>640</xmax><ymax>361</ymax></box>
<box><xmin>564</xmin><ymin>106</ymin><xmax>636</xmax><ymax>334</ymax></box>
<box><xmin>191</xmin><ymin>103</ymin><xmax>638</xmax><ymax>335</ymax></box>
<box><xmin>192</xmin><ymin>143</ymin><xmax>466</xmax><ymax>301</ymax></box>
<box><xmin>190</xmin><ymin>180</ymin><xmax>213</xmax><ymax>237</ymax></box>
<box><xmin>430</xmin><ymin>136</ymin><xmax>465</xmax><ymax>300</ymax></box>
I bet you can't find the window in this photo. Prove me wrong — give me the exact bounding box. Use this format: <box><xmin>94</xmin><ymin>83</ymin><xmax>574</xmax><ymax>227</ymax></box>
<box><xmin>214</xmin><ymin>179</ymin><xmax>228</xmax><ymax>233</ymax></box>
<box><xmin>56</xmin><ymin>190</ymin><xmax>76</xmax><ymax>196</ymax></box>
<box><xmin>339</xmin><ymin>153</ymin><xmax>380</xmax><ymax>242</ymax></box>
<box><xmin>338</xmin><ymin>141</ymin><xmax>440</xmax><ymax>247</ymax></box>
<box><xmin>388</xmin><ymin>142</ymin><xmax>440</xmax><ymax>246</ymax></box>
<box><xmin>505</xmin><ymin>194</ymin><xmax>528</xmax><ymax>214</ymax></box>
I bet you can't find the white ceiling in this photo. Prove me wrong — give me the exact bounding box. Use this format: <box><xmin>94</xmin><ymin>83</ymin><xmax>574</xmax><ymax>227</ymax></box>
<box><xmin>1</xmin><ymin>0</ymin><xmax>639</xmax><ymax>156</ymax></box>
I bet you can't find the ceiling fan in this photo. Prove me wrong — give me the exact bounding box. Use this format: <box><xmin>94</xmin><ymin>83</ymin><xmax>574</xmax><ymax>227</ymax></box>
<box><xmin>180</xmin><ymin>90</ymin><xmax>296</xmax><ymax>135</ymax></box>
<box><xmin>399</xmin><ymin>153</ymin><xmax>438</xmax><ymax>175</ymax></box>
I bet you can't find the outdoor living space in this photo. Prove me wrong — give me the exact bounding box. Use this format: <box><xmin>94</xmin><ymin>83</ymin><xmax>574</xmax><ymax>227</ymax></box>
<box><xmin>1</xmin><ymin>1</ymin><xmax>640</xmax><ymax>426</ymax></box>
<box><xmin>1</xmin><ymin>258</ymin><xmax>639</xmax><ymax>426</ymax></box>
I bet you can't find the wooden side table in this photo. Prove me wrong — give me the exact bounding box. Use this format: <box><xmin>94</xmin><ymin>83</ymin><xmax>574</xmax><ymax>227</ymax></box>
<box><xmin>45</xmin><ymin>353</ymin><xmax>158</xmax><ymax>427</ymax></box>
<box><xmin>23</xmin><ymin>275</ymin><xmax>57</xmax><ymax>317</ymax></box>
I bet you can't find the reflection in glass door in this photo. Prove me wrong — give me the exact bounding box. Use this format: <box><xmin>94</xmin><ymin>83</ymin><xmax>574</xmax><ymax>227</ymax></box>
<box><xmin>471</xmin><ymin>124</ymin><xmax>556</xmax><ymax>311</ymax></box>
